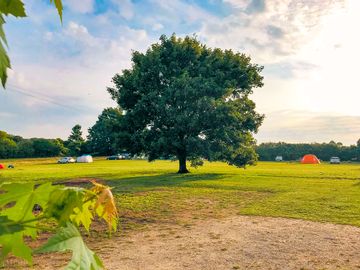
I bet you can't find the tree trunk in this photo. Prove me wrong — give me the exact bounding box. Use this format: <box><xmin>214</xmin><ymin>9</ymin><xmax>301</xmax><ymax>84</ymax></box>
<box><xmin>178</xmin><ymin>153</ymin><xmax>189</xmax><ymax>174</ymax></box>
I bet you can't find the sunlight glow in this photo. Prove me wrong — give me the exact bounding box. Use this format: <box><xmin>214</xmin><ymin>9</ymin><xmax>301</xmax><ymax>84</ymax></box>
<box><xmin>294</xmin><ymin>0</ymin><xmax>360</xmax><ymax>115</ymax></box>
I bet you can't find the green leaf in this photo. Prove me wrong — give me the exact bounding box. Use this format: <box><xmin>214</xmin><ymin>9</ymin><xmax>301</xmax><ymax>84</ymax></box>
<box><xmin>0</xmin><ymin>182</ymin><xmax>58</xmax><ymax>216</ymax></box>
<box><xmin>0</xmin><ymin>216</ymin><xmax>24</xmax><ymax>236</ymax></box>
<box><xmin>0</xmin><ymin>232</ymin><xmax>32</xmax><ymax>265</ymax></box>
<box><xmin>36</xmin><ymin>222</ymin><xmax>104</xmax><ymax>270</ymax></box>
<box><xmin>45</xmin><ymin>187</ymin><xmax>85</xmax><ymax>225</ymax></box>
<box><xmin>0</xmin><ymin>0</ymin><xmax>62</xmax><ymax>89</ymax></box>
<box><xmin>71</xmin><ymin>201</ymin><xmax>94</xmax><ymax>232</ymax></box>
<box><xmin>0</xmin><ymin>182</ymin><xmax>58</xmax><ymax>237</ymax></box>
<box><xmin>0</xmin><ymin>183</ymin><xmax>57</xmax><ymax>265</ymax></box>
<box><xmin>0</xmin><ymin>182</ymin><xmax>34</xmax><ymax>207</ymax></box>
<box><xmin>0</xmin><ymin>14</ymin><xmax>9</xmax><ymax>88</ymax></box>
<box><xmin>0</xmin><ymin>0</ymin><xmax>26</xmax><ymax>17</ymax></box>
<box><xmin>50</xmin><ymin>0</ymin><xmax>63</xmax><ymax>22</ymax></box>
<box><xmin>0</xmin><ymin>14</ymin><xmax>7</xmax><ymax>46</ymax></box>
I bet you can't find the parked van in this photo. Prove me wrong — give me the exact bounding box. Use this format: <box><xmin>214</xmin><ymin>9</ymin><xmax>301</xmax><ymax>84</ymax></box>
<box><xmin>330</xmin><ymin>157</ymin><xmax>340</xmax><ymax>164</ymax></box>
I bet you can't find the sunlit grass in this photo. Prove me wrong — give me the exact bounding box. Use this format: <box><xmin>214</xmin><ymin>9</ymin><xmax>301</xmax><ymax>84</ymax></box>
<box><xmin>1</xmin><ymin>158</ymin><xmax>360</xmax><ymax>227</ymax></box>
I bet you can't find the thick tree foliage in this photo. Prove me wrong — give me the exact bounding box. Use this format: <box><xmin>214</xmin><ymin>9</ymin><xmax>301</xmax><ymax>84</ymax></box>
<box><xmin>0</xmin><ymin>130</ymin><xmax>67</xmax><ymax>159</ymax></box>
<box><xmin>0</xmin><ymin>131</ymin><xmax>17</xmax><ymax>158</ymax></box>
<box><xmin>66</xmin><ymin>124</ymin><xmax>84</xmax><ymax>156</ymax></box>
<box><xmin>87</xmin><ymin>108</ymin><xmax>123</xmax><ymax>156</ymax></box>
<box><xmin>108</xmin><ymin>35</ymin><xmax>264</xmax><ymax>173</ymax></box>
<box><xmin>257</xmin><ymin>140</ymin><xmax>360</xmax><ymax>162</ymax></box>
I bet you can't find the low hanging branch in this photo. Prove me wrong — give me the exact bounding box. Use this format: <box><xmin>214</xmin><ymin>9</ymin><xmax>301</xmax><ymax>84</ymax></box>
<box><xmin>0</xmin><ymin>3</ymin><xmax>119</xmax><ymax>267</ymax></box>
<box><xmin>0</xmin><ymin>0</ymin><xmax>63</xmax><ymax>88</ymax></box>
<box><xmin>0</xmin><ymin>180</ymin><xmax>118</xmax><ymax>269</ymax></box>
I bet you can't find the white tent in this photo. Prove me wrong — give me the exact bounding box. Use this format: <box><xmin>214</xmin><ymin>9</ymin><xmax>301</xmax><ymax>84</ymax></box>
<box><xmin>76</xmin><ymin>155</ymin><xmax>93</xmax><ymax>163</ymax></box>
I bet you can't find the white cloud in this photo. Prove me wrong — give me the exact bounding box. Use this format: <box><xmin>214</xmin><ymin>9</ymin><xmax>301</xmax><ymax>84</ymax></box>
<box><xmin>0</xmin><ymin>112</ymin><xmax>15</xmax><ymax>119</ymax></box>
<box><xmin>63</xmin><ymin>0</ymin><xmax>94</xmax><ymax>13</ymax></box>
<box><xmin>3</xmin><ymin>10</ymin><xmax>157</xmax><ymax>138</ymax></box>
<box><xmin>3</xmin><ymin>0</ymin><xmax>359</xmax><ymax>145</ymax></box>
<box><xmin>152</xmin><ymin>22</ymin><xmax>164</xmax><ymax>31</ymax></box>
<box><xmin>65</xmin><ymin>21</ymin><xmax>93</xmax><ymax>41</ymax></box>
<box><xmin>148</xmin><ymin>0</ymin><xmax>216</xmax><ymax>25</ymax></box>
<box><xmin>44</xmin><ymin>31</ymin><xmax>54</xmax><ymax>41</ymax></box>
<box><xmin>200</xmin><ymin>0</ymin><xmax>346</xmax><ymax>64</ymax></box>
<box><xmin>112</xmin><ymin>0</ymin><xmax>135</xmax><ymax>20</ymax></box>
<box><xmin>256</xmin><ymin>110</ymin><xmax>360</xmax><ymax>145</ymax></box>
<box><xmin>59</xmin><ymin>22</ymin><xmax>151</xmax><ymax>70</ymax></box>
<box><xmin>7</xmin><ymin>70</ymin><xmax>27</xmax><ymax>89</ymax></box>
<box><xmin>197</xmin><ymin>0</ymin><xmax>360</xmax><ymax>130</ymax></box>
<box><xmin>223</xmin><ymin>0</ymin><xmax>249</xmax><ymax>10</ymax></box>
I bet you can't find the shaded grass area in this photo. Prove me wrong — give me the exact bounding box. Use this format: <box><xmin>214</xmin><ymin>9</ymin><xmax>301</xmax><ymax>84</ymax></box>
<box><xmin>1</xmin><ymin>158</ymin><xmax>360</xmax><ymax>228</ymax></box>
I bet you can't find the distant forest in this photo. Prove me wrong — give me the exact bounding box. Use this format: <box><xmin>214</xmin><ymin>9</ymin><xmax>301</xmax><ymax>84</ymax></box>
<box><xmin>257</xmin><ymin>141</ymin><xmax>360</xmax><ymax>162</ymax></box>
<box><xmin>1</xmin><ymin>129</ymin><xmax>360</xmax><ymax>162</ymax></box>
<box><xmin>0</xmin><ymin>130</ymin><xmax>68</xmax><ymax>159</ymax></box>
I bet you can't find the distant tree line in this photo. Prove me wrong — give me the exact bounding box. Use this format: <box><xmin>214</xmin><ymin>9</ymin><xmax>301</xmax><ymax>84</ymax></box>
<box><xmin>0</xmin><ymin>130</ymin><xmax>67</xmax><ymax>159</ymax></box>
<box><xmin>0</xmin><ymin>125</ymin><xmax>85</xmax><ymax>159</ymax></box>
<box><xmin>0</xmin><ymin>108</ymin><xmax>123</xmax><ymax>159</ymax></box>
<box><xmin>1</xmin><ymin>107</ymin><xmax>359</xmax><ymax>162</ymax></box>
<box><xmin>257</xmin><ymin>141</ymin><xmax>360</xmax><ymax>162</ymax></box>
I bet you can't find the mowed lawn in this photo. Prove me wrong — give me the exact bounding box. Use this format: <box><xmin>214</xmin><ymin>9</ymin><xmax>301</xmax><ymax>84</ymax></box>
<box><xmin>1</xmin><ymin>158</ymin><xmax>360</xmax><ymax>228</ymax></box>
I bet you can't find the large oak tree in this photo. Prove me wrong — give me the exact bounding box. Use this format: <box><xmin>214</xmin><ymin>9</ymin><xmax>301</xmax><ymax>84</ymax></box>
<box><xmin>108</xmin><ymin>35</ymin><xmax>264</xmax><ymax>173</ymax></box>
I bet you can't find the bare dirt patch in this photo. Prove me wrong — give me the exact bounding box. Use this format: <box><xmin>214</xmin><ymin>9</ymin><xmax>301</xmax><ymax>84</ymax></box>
<box><xmin>12</xmin><ymin>215</ymin><xmax>360</xmax><ymax>270</ymax></box>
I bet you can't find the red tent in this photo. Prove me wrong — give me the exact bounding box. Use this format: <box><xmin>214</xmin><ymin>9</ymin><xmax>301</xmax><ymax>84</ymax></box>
<box><xmin>301</xmin><ymin>154</ymin><xmax>320</xmax><ymax>164</ymax></box>
<box><xmin>0</xmin><ymin>164</ymin><xmax>5</xmax><ymax>169</ymax></box>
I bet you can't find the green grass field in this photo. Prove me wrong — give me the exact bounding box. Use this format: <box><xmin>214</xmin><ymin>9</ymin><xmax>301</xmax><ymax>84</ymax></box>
<box><xmin>1</xmin><ymin>158</ymin><xmax>360</xmax><ymax>228</ymax></box>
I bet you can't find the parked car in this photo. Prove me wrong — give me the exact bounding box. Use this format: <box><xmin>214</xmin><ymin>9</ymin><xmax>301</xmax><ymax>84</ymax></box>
<box><xmin>58</xmin><ymin>157</ymin><xmax>75</xmax><ymax>164</ymax></box>
<box><xmin>330</xmin><ymin>157</ymin><xmax>341</xmax><ymax>164</ymax></box>
<box><xmin>107</xmin><ymin>154</ymin><xmax>123</xmax><ymax>160</ymax></box>
<box><xmin>107</xmin><ymin>153</ymin><xmax>132</xmax><ymax>160</ymax></box>
<box><xmin>122</xmin><ymin>153</ymin><xmax>132</xmax><ymax>159</ymax></box>
<box><xmin>275</xmin><ymin>156</ymin><xmax>283</xmax><ymax>162</ymax></box>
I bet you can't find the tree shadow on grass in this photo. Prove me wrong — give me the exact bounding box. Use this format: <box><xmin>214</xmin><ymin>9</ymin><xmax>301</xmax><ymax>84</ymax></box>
<box><xmin>106</xmin><ymin>173</ymin><xmax>227</xmax><ymax>193</ymax></box>
<box><xmin>351</xmin><ymin>181</ymin><xmax>360</xmax><ymax>187</ymax></box>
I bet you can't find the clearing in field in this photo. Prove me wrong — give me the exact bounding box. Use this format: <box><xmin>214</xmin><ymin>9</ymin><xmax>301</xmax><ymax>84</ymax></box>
<box><xmin>1</xmin><ymin>159</ymin><xmax>360</xmax><ymax>269</ymax></box>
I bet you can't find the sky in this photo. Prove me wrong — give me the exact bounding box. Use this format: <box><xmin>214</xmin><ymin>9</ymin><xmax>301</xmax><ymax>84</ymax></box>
<box><xmin>0</xmin><ymin>0</ymin><xmax>359</xmax><ymax>145</ymax></box>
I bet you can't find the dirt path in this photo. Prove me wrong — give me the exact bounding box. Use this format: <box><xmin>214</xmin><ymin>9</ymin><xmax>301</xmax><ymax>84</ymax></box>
<box><xmin>7</xmin><ymin>216</ymin><xmax>360</xmax><ymax>270</ymax></box>
<box><xmin>96</xmin><ymin>216</ymin><xmax>360</xmax><ymax>270</ymax></box>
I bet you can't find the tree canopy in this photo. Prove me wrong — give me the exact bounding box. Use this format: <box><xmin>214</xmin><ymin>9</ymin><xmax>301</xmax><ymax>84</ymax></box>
<box><xmin>108</xmin><ymin>35</ymin><xmax>264</xmax><ymax>173</ymax></box>
<box><xmin>66</xmin><ymin>124</ymin><xmax>84</xmax><ymax>156</ymax></box>
<box><xmin>0</xmin><ymin>130</ymin><xmax>67</xmax><ymax>159</ymax></box>
<box><xmin>87</xmin><ymin>107</ymin><xmax>123</xmax><ymax>156</ymax></box>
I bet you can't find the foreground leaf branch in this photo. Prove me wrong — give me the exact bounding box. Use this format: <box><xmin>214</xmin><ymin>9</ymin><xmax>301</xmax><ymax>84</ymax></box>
<box><xmin>0</xmin><ymin>0</ymin><xmax>63</xmax><ymax>87</ymax></box>
<box><xmin>0</xmin><ymin>180</ymin><xmax>118</xmax><ymax>269</ymax></box>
